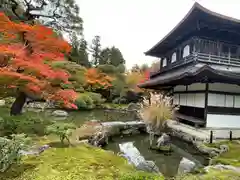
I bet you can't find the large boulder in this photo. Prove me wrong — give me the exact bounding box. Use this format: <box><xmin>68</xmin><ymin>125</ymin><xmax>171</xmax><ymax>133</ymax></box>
<box><xmin>0</xmin><ymin>100</ymin><xmax>5</xmax><ymax>107</ymax></box>
<box><xmin>119</xmin><ymin>142</ymin><xmax>160</xmax><ymax>174</ymax></box>
<box><xmin>52</xmin><ymin>110</ymin><xmax>68</xmax><ymax>117</ymax></box>
<box><xmin>178</xmin><ymin>157</ymin><xmax>196</xmax><ymax>174</ymax></box>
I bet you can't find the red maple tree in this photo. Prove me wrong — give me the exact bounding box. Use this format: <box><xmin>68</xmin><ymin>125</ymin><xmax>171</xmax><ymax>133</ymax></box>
<box><xmin>0</xmin><ymin>12</ymin><xmax>77</xmax><ymax>115</ymax></box>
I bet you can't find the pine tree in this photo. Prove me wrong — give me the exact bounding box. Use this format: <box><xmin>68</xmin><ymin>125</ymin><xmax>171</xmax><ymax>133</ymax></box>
<box><xmin>90</xmin><ymin>35</ymin><xmax>101</xmax><ymax>67</ymax></box>
<box><xmin>69</xmin><ymin>34</ymin><xmax>90</xmax><ymax>67</ymax></box>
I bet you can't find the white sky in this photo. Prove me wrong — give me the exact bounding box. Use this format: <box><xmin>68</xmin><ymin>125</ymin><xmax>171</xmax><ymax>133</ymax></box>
<box><xmin>77</xmin><ymin>0</ymin><xmax>240</xmax><ymax>69</ymax></box>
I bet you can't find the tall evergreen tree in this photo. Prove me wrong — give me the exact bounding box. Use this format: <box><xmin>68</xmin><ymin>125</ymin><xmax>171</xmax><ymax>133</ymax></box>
<box><xmin>90</xmin><ymin>35</ymin><xmax>101</xmax><ymax>66</ymax></box>
<box><xmin>100</xmin><ymin>46</ymin><xmax>125</xmax><ymax>66</ymax></box>
<box><xmin>69</xmin><ymin>33</ymin><xmax>90</xmax><ymax>67</ymax></box>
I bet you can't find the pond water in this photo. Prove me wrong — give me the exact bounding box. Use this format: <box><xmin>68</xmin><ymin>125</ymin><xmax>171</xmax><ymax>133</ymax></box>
<box><xmin>38</xmin><ymin>109</ymin><xmax>137</xmax><ymax>126</ymax></box>
<box><xmin>104</xmin><ymin>134</ymin><xmax>209</xmax><ymax>177</ymax></box>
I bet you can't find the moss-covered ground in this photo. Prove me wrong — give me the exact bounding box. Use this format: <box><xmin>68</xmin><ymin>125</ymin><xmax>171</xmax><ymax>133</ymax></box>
<box><xmin>1</xmin><ymin>106</ymin><xmax>240</xmax><ymax>179</ymax></box>
<box><xmin>0</xmin><ymin>144</ymin><xmax>164</xmax><ymax>180</ymax></box>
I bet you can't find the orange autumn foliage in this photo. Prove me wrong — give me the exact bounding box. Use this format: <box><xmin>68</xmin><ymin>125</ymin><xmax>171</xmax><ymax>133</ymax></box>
<box><xmin>85</xmin><ymin>68</ymin><xmax>113</xmax><ymax>90</ymax></box>
<box><xmin>0</xmin><ymin>12</ymin><xmax>77</xmax><ymax>109</ymax></box>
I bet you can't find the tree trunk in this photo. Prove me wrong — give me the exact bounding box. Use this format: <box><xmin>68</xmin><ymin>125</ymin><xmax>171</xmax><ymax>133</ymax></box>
<box><xmin>10</xmin><ymin>92</ymin><xmax>27</xmax><ymax>116</ymax></box>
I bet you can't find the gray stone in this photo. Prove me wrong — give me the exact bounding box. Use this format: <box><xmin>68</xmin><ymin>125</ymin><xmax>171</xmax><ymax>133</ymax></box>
<box><xmin>193</xmin><ymin>141</ymin><xmax>221</xmax><ymax>157</ymax></box>
<box><xmin>204</xmin><ymin>164</ymin><xmax>240</xmax><ymax>173</ymax></box>
<box><xmin>0</xmin><ymin>100</ymin><xmax>5</xmax><ymax>106</ymax></box>
<box><xmin>19</xmin><ymin>144</ymin><xmax>50</xmax><ymax>156</ymax></box>
<box><xmin>157</xmin><ymin>133</ymin><xmax>171</xmax><ymax>147</ymax></box>
<box><xmin>127</xmin><ymin>103</ymin><xmax>141</xmax><ymax>111</ymax></box>
<box><xmin>121</xmin><ymin>128</ymin><xmax>140</xmax><ymax>136</ymax></box>
<box><xmin>137</xmin><ymin>160</ymin><xmax>160</xmax><ymax>173</ymax></box>
<box><xmin>52</xmin><ymin>110</ymin><xmax>68</xmax><ymax>117</ymax></box>
<box><xmin>219</xmin><ymin>144</ymin><xmax>229</xmax><ymax>153</ymax></box>
<box><xmin>178</xmin><ymin>157</ymin><xmax>196</xmax><ymax>174</ymax></box>
<box><xmin>88</xmin><ymin>131</ymin><xmax>108</xmax><ymax>147</ymax></box>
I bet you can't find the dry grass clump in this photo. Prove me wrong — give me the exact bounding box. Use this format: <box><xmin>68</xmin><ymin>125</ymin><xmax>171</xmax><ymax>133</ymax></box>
<box><xmin>140</xmin><ymin>92</ymin><xmax>177</xmax><ymax>131</ymax></box>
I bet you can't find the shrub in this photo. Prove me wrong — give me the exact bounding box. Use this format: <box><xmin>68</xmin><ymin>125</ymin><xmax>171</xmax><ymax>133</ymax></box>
<box><xmin>75</xmin><ymin>92</ymin><xmax>105</xmax><ymax>109</ymax></box>
<box><xmin>0</xmin><ymin>112</ymin><xmax>51</xmax><ymax>137</ymax></box>
<box><xmin>86</xmin><ymin>92</ymin><xmax>105</xmax><ymax>105</ymax></box>
<box><xmin>75</xmin><ymin>93</ymin><xmax>94</xmax><ymax>109</ymax></box>
<box><xmin>0</xmin><ymin>134</ymin><xmax>31</xmax><ymax>172</ymax></box>
<box><xmin>45</xmin><ymin>122</ymin><xmax>76</xmax><ymax>145</ymax></box>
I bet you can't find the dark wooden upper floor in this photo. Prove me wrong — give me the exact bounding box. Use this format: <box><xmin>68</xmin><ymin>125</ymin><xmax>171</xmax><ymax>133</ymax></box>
<box><xmin>150</xmin><ymin>37</ymin><xmax>240</xmax><ymax>78</ymax></box>
<box><xmin>146</xmin><ymin>3</ymin><xmax>240</xmax><ymax>78</ymax></box>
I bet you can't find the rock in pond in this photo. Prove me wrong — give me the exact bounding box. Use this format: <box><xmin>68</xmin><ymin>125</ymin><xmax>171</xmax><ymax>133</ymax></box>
<box><xmin>119</xmin><ymin>142</ymin><xmax>160</xmax><ymax>173</ymax></box>
<box><xmin>52</xmin><ymin>110</ymin><xmax>68</xmax><ymax>117</ymax></box>
<box><xmin>127</xmin><ymin>103</ymin><xmax>141</xmax><ymax>111</ymax></box>
<box><xmin>0</xmin><ymin>100</ymin><xmax>5</xmax><ymax>106</ymax></box>
<box><xmin>88</xmin><ymin>131</ymin><xmax>108</xmax><ymax>147</ymax></box>
<box><xmin>157</xmin><ymin>133</ymin><xmax>171</xmax><ymax>147</ymax></box>
<box><xmin>121</xmin><ymin>128</ymin><xmax>141</xmax><ymax>136</ymax></box>
<box><xmin>178</xmin><ymin>157</ymin><xmax>196</xmax><ymax>174</ymax></box>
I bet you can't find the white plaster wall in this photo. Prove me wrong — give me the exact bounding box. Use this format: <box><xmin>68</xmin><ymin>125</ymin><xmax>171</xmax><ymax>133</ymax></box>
<box><xmin>209</xmin><ymin>83</ymin><xmax>240</xmax><ymax>93</ymax></box>
<box><xmin>174</xmin><ymin>85</ymin><xmax>186</xmax><ymax>92</ymax></box>
<box><xmin>207</xmin><ymin>114</ymin><xmax>240</xmax><ymax>128</ymax></box>
<box><xmin>187</xmin><ymin>83</ymin><xmax>206</xmax><ymax>91</ymax></box>
<box><xmin>211</xmin><ymin>129</ymin><xmax>240</xmax><ymax>139</ymax></box>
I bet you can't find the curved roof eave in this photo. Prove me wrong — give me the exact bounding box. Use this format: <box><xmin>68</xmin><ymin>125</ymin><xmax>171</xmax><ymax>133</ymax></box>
<box><xmin>145</xmin><ymin>2</ymin><xmax>240</xmax><ymax>56</ymax></box>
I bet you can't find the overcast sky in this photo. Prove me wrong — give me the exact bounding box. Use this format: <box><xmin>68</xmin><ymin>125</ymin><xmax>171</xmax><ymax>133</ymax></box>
<box><xmin>77</xmin><ymin>0</ymin><xmax>240</xmax><ymax>69</ymax></box>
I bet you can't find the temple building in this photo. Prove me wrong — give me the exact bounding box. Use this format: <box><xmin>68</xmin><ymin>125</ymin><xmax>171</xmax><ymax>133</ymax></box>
<box><xmin>139</xmin><ymin>3</ymin><xmax>240</xmax><ymax>128</ymax></box>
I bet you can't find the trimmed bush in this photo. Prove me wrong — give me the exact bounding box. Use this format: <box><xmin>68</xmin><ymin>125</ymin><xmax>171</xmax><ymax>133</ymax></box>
<box><xmin>75</xmin><ymin>92</ymin><xmax>105</xmax><ymax>109</ymax></box>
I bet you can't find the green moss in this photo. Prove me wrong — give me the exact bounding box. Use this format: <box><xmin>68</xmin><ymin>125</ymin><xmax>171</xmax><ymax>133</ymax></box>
<box><xmin>175</xmin><ymin>169</ymin><xmax>240</xmax><ymax>180</ymax></box>
<box><xmin>0</xmin><ymin>144</ymin><xmax>163</xmax><ymax>180</ymax></box>
<box><xmin>206</xmin><ymin>141</ymin><xmax>240</xmax><ymax>167</ymax></box>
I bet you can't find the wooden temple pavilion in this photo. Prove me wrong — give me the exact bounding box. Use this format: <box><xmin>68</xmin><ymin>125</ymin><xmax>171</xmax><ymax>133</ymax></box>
<box><xmin>139</xmin><ymin>3</ymin><xmax>240</xmax><ymax>128</ymax></box>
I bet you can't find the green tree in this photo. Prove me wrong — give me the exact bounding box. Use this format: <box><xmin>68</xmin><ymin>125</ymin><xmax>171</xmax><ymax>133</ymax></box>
<box><xmin>90</xmin><ymin>35</ymin><xmax>101</xmax><ymax>66</ymax></box>
<box><xmin>0</xmin><ymin>0</ymin><xmax>83</xmax><ymax>34</ymax></box>
<box><xmin>100</xmin><ymin>46</ymin><xmax>125</xmax><ymax>67</ymax></box>
<box><xmin>69</xmin><ymin>33</ymin><xmax>90</xmax><ymax>67</ymax></box>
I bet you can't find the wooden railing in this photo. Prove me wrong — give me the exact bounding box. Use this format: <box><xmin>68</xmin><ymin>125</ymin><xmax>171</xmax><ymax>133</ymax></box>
<box><xmin>196</xmin><ymin>52</ymin><xmax>240</xmax><ymax>67</ymax></box>
<box><xmin>150</xmin><ymin>54</ymin><xmax>196</xmax><ymax>78</ymax></box>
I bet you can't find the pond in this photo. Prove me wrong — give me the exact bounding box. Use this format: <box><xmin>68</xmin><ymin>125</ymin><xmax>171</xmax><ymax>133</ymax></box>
<box><xmin>104</xmin><ymin>134</ymin><xmax>209</xmax><ymax>177</ymax></box>
<box><xmin>35</xmin><ymin>109</ymin><xmax>138</xmax><ymax>126</ymax></box>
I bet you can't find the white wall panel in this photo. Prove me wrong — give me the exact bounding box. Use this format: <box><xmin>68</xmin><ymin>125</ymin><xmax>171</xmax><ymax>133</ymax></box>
<box><xmin>207</xmin><ymin>114</ymin><xmax>240</xmax><ymax>128</ymax></box>
<box><xmin>225</xmin><ymin>95</ymin><xmax>234</xmax><ymax>108</ymax></box>
<box><xmin>209</xmin><ymin>83</ymin><xmax>240</xmax><ymax>93</ymax></box>
<box><xmin>180</xmin><ymin>94</ymin><xmax>187</xmax><ymax>106</ymax></box>
<box><xmin>187</xmin><ymin>93</ymin><xmax>195</xmax><ymax>107</ymax></box>
<box><xmin>195</xmin><ymin>93</ymin><xmax>205</xmax><ymax>108</ymax></box>
<box><xmin>188</xmin><ymin>83</ymin><xmax>206</xmax><ymax>91</ymax></box>
<box><xmin>234</xmin><ymin>96</ymin><xmax>240</xmax><ymax>108</ymax></box>
<box><xmin>174</xmin><ymin>85</ymin><xmax>186</xmax><ymax>92</ymax></box>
